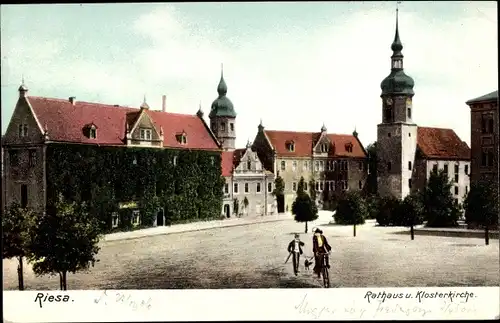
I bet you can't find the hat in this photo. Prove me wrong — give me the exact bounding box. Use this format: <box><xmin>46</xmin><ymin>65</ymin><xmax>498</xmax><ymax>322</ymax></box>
<box><xmin>314</xmin><ymin>228</ymin><xmax>323</xmax><ymax>234</ymax></box>
<box><xmin>294</xmin><ymin>233</ymin><xmax>300</xmax><ymax>238</ymax></box>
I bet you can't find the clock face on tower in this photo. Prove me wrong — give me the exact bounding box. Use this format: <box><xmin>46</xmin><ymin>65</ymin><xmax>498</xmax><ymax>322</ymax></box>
<box><xmin>406</xmin><ymin>98</ymin><xmax>412</xmax><ymax>107</ymax></box>
<box><xmin>386</xmin><ymin>98</ymin><xmax>393</xmax><ymax>105</ymax></box>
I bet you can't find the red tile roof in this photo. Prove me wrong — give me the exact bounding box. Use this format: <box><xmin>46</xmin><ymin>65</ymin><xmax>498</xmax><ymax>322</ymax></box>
<box><xmin>26</xmin><ymin>96</ymin><xmax>220</xmax><ymax>150</ymax></box>
<box><xmin>263</xmin><ymin>130</ymin><xmax>366</xmax><ymax>158</ymax></box>
<box><xmin>417</xmin><ymin>127</ymin><xmax>470</xmax><ymax>160</ymax></box>
<box><xmin>221</xmin><ymin>148</ymin><xmax>246</xmax><ymax>177</ymax></box>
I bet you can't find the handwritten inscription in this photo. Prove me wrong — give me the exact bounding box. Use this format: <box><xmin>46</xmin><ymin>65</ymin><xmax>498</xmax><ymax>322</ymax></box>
<box><xmin>94</xmin><ymin>290</ymin><xmax>152</xmax><ymax>312</ymax></box>
<box><xmin>34</xmin><ymin>292</ymin><xmax>73</xmax><ymax>308</ymax></box>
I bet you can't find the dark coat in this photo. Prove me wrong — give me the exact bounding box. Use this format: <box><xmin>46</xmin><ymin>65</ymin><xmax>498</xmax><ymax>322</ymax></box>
<box><xmin>287</xmin><ymin>239</ymin><xmax>305</xmax><ymax>254</ymax></box>
<box><xmin>313</xmin><ymin>234</ymin><xmax>332</xmax><ymax>253</ymax></box>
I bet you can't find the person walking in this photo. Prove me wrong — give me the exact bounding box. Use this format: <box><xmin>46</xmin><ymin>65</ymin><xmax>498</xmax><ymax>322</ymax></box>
<box><xmin>287</xmin><ymin>233</ymin><xmax>305</xmax><ymax>276</ymax></box>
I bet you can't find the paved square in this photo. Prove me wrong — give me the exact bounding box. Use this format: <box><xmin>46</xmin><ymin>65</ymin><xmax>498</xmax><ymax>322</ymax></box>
<box><xmin>3</xmin><ymin>216</ymin><xmax>499</xmax><ymax>290</ymax></box>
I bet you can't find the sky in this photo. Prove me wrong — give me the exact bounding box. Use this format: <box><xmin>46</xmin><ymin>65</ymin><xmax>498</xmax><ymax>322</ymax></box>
<box><xmin>1</xmin><ymin>2</ymin><xmax>497</xmax><ymax>148</ymax></box>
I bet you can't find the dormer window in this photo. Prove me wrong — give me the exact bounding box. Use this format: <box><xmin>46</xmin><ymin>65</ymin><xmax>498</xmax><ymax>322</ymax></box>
<box><xmin>221</xmin><ymin>122</ymin><xmax>226</xmax><ymax>131</ymax></box>
<box><xmin>320</xmin><ymin>143</ymin><xmax>328</xmax><ymax>153</ymax></box>
<box><xmin>140</xmin><ymin>128</ymin><xmax>152</xmax><ymax>140</ymax></box>
<box><xmin>176</xmin><ymin>132</ymin><xmax>187</xmax><ymax>144</ymax></box>
<box><xmin>247</xmin><ymin>160</ymin><xmax>251</xmax><ymax>170</ymax></box>
<box><xmin>345</xmin><ymin>143</ymin><xmax>353</xmax><ymax>153</ymax></box>
<box><xmin>286</xmin><ymin>141</ymin><xmax>295</xmax><ymax>152</ymax></box>
<box><xmin>83</xmin><ymin>123</ymin><xmax>98</xmax><ymax>139</ymax></box>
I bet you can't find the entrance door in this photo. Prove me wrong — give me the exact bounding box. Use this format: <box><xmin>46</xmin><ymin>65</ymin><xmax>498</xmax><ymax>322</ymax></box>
<box><xmin>277</xmin><ymin>195</ymin><xmax>285</xmax><ymax>213</ymax></box>
<box><xmin>156</xmin><ymin>208</ymin><xmax>164</xmax><ymax>226</ymax></box>
<box><xmin>224</xmin><ymin>204</ymin><xmax>230</xmax><ymax>218</ymax></box>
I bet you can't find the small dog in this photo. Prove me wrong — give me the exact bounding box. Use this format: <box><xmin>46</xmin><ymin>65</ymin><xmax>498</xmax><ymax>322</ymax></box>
<box><xmin>304</xmin><ymin>257</ymin><xmax>314</xmax><ymax>271</ymax></box>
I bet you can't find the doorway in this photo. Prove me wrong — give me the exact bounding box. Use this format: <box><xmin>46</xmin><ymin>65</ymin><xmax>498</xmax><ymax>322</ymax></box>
<box><xmin>156</xmin><ymin>208</ymin><xmax>164</xmax><ymax>226</ymax></box>
<box><xmin>277</xmin><ymin>194</ymin><xmax>285</xmax><ymax>213</ymax></box>
<box><xmin>224</xmin><ymin>204</ymin><xmax>230</xmax><ymax>218</ymax></box>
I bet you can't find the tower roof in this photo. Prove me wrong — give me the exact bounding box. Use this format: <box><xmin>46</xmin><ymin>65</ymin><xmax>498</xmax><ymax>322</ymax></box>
<box><xmin>381</xmin><ymin>8</ymin><xmax>414</xmax><ymax>97</ymax></box>
<box><xmin>210</xmin><ymin>64</ymin><xmax>236</xmax><ymax>118</ymax></box>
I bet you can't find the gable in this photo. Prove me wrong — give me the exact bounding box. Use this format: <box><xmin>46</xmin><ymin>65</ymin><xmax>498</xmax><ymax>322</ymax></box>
<box><xmin>129</xmin><ymin>110</ymin><xmax>161</xmax><ymax>142</ymax></box>
<box><xmin>3</xmin><ymin>97</ymin><xmax>44</xmax><ymax>145</ymax></box>
<box><xmin>313</xmin><ymin>133</ymin><xmax>332</xmax><ymax>153</ymax></box>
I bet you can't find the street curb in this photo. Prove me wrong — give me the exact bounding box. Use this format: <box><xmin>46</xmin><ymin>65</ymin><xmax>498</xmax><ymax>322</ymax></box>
<box><xmin>394</xmin><ymin>228</ymin><xmax>499</xmax><ymax>239</ymax></box>
<box><xmin>102</xmin><ymin>217</ymin><xmax>292</xmax><ymax>243</ymax></box>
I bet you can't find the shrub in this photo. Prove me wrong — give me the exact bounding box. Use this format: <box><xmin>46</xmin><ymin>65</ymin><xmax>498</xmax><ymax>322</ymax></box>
<box><xmin>376</xmin><ymin>196</ymin><xmax>400</xmax><ymax>226</ymax></box>
<box><xmin>334</xmin><ymin>191</ymin><xmax>367</xmax><ymax>225</ymax></box>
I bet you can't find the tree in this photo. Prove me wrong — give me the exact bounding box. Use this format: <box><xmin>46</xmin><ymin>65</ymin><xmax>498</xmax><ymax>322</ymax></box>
<box><xmin>376</xmin><ymin>196</ymin><xmax>400</xmax><ymax>226</ymax></box>
<box><xmin>2</xmin><ymin>203</ymin><xmax>36</xmax><ymax>290</ymax></box>
<box><xmin>397</xmin><ymin>192</ymin><xmax>424</xmax><ymax>239</ymax></box>
<box><xmin>422</xmin><ymin>169</ymin><xmax>460</xmax><ymax>227</ymax></box>
<box><xmin>334</xmin><ymin>191</ymin><xmax>367</xmax><ymax>225</ymax></box>
<box><xmin>29</xmin><ymin>194</ymin><xmax>102</xmax><ymax>290</ymax></box>
<box><xmin>272</xmin><ymin>175</ymin><xmax>285</xmax><ymax>196</ymax></box>
<box><xmin>365</xmin><ymin>194</ymin><xmax>381</xmax><ymax>220</ymax></box>
<box><xmin>292</xmin><ymin>177</ymin><xmax>318</xmax><ymax>233</ymax></box>
<box><xmin>463</xmin><ymin>181</ymin><xmax>499</xmax><ymax>245</ymax></box>
<box><xmin>366</xmin><ymin>142</ymin><xmax>378</xmax><ymax>195</ymax></box>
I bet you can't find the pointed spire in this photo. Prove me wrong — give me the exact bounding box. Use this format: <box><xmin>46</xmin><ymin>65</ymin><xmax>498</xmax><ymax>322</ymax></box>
<box><xmin>353</xmin><ymin>126</ymin><xmax>358</xmax><ymax>138</ymax></box>
<box><xmin>196</xmin><ymin>101</ymin><xmax>204</xmax><ymax>118</ymax></box>
<box><xmin>258</xmin><ymin>118</ymin><xmax>264</xmax><ymax>132</ymax></box>
<box><xmin>246</xmin><ymin>138</ymin><xmax>252</xmax><ymax>148</ymax></box>
<box><xmin>140</xmin><ymin>94</ymin><xmax>150</xmax><ymax>109</ymax></box>
<box><xmin>18</xmin><ymin>74</ymin><xmax>28</xmax><ymax>96</ymax></box>
<box><xmin>391</xmin><ymin>5</ymin><xmax>403</xmax><ymax>54</ymax></box>
<box><xmin>217</xmin><ymin>63</ymin><xmax>228</xmax><ymax>96</ymax></box>
<box><xmin>321</xmin><ymin>123</ymin><xmax>327</xmax><ymax>132</ymax></box>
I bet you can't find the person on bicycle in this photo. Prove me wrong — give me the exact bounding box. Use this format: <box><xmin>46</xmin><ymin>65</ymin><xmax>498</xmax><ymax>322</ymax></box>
<box><xmin>312</xmin><ymin>228</ymin><xmax>331</xmax><ymax>278</ymax></box>
<box><xmin>287</xmin><ymin>233</ymin><xmax>305</xmax><ymax>276</ymax></box>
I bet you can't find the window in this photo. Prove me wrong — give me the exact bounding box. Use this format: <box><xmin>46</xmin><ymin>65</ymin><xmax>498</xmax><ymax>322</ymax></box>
<box><xmin>303</xmin><ymin>161</ymin><xmax>309</xmax><ymax>171</ymax></box>
<box><xmin>443</xmin><ymin>164</ymin><xmax>448</xmax><ymax>175</ymax></box>
<box><xmin>481</xmin><ymin>151</ymin><xmax>487</xmax><ymax>166</ymax></box>
<box><xmin>244</xmin><ymin>183</ymin><xmax>249</xmax><ymax>193</ymax></box>
<box><xmin>383</xmin><ymin>107</ymin><xmax>393</xmax><ymax>123</ymax></box>
<box><xmin>408</xmin><ymin>179</ymin><xmax>412</xmax><ymax>189</ymax></box>
<box><xmin>320</xmin><ymin>144</ymin><xmax>328</xmax><ymax>153</ymax></box>
<box><xmin>408</xmin><ymin>161</ymin><xmax>412</xmax><ymax>171</ymax></box>
<box><xmin>465</xmin><ymin>165</ymin><xmax>469</xmax><ymax>175</ymax></box>
<box><xmin>221</xmin><ymin>122</ymin><xmax>226</xmax><ymax>131</ymax></box>
<box><xmin>230</xmin><ymin>123</ymin><xmax>234</xmax><ymax>131</ymax></box>
<box><xmin>481</xmin><ymin>115</ymin><xmax>494</xmax><ymax>133</ymax></box>
<box><xmin>320</xmin><ymin>160</ymin><xmax>324</xmax><ymax>171</ymax></box>
<box><xmin>180</xmin><ymin>135</ymin><xmax>187</xmax><ymax>144</ymax></box>
<box><xmin>407</xmin><ymin>107</ymin><xmax>412</xmax><ymax>119</ymax></box>
<box><xmin>9</xmin><ymin>150</ymin><xmax>19</xmax><ymax>166</ymax></box>
<box><xmin>224</xmin><ymin>183</ymin><xmax>229</xmax><ymax>194</ymax></box>
<box><xmin>345</xmin><ymin>144</ymin><xmax>353</xmax><ymax>153</ymax></box>
<box><xmin>315</xmin><ymin>161</ymin><xmax>320</xmax><ymax>171</ymax></box>
<box><xmin>304</xmin><ymin>182</ymin><xmax>308</xmax><ymax>192</ymax></box>
<box><xmin>256</xmin><ymin>183</ymin><xmax>261</xmax><ymax>193</ymax></box>
<box><xmin>387</xmin><ymin>162</ymin><xmax>392</xmax><ymax>171</ymax></box>
<box><xmin>487</xmin><ymin>151</ymin><xmax>494</xmax><ymax>166</ymax></box>
<box><xmin>88</xmin><ymin>127</ymin><xmax>97</xmax><ymax>139</ymax></box>
<box><xmin>292</xmin><ymin>161</ymin><xmax>297</xmax><ymax>171</ymax></box>
<box><xmin>454</xmin><ymin>164</ymin><xmax>459</xmax><ymax>174</ymax></box>
<box><xmin>140</xmin><ymin>128</ymin><xmax>152</xmax><ymax>140</ymax></box>
<box><xmin>267</xmin><ymin>182</ymin><xmax>272</xmax><ymax>193</ymax></box>
<box><xmin>112</xmin><ymin>212</ymin><xmax>119</xmax><ymax>228</ymax></box>
<box><xmin>454</xmin><ymin>174</ymin><xmax>459</xmax><ymax>183</ymax></box>
<box><xmin>388</xmin><ymin>132</ymin><xmax>391</xmax><ymax>137</ymax></box>
<box><xmin>292</xmin><ymin>182</ymin><xmax>297</xmax><ymax>192</ymax></box>
<box><xmin>247</xmin><ymin>160</ymin><xmax>251</xmax><ymax>171</ymax></box>
<box><xmin>211</xmin><ymin>122</ymin><xmax>217</xmax><ymax>132</ymax></box>
<box><xmin>281</xmin><ymin>161</ymin><xmax>286</xmax><ymax>171</ymax></box>
<box><xmin>210</xmin><ymin>156</ymin><xmax>215</xmax><ymax>165</ymax></box>
<box><xmin>20</xmin><ymin>184</ymin><xmax>28</xmax><ymax>208</ymax></box>
<box><xmin>359</xmin><ymin>180</ymin><xmax>362</xmax><ymax>189</ymax></box>
<box><xmin>359</xmin><ymin>161</ymin><xmax>363</xmax><ymax>170</ymax></box>
<box><xmin>454</xmin><ymin>186</ymin><xmax>459</xmax><ymax>195</ymax></box>
<box><xmin>408</xmin><ymin>133</ymin><xmax>411</xmax><ymax>137</ymax></box>
<box><xmin>173</xmin><ymin>156</ymin><xmax>178</xmax><ymax>166</ymax></box>
<box><xmin>286</xmin><ymin>142</ymin><xmax>295</xmax><ymax>152</ymax></box>
<box><xmin>488</xmin><ymin>119</ymin><xmax>494</xmax><ymax>133</ymax></box>
<box><xmin>18</xmin><ymin>124</ymin><xmax>28</xmax><ymax>137</ymax></box>
<box><xmin>433</xmin><ymin>164</ymin><xmax>438</xmax><ymax>172</ymax></box>
<box><xmin>234</xmin><ymin>183</ymin><xmax>239</xmax><ymax>194</ymax></box>
<box><xmin>465</xmin><ymin>186</ymin><xmax>468</xmax><ymax>194</ymax></box>
<box><xmin>330</xmin><ymin>181</ymin><xmax>335</xmax><ymax>191</ymax></box>
<box><xmin>333</xmin><ymin>161</ymin><xmax>337</xmax><ymax>171</ymax></box>
<box><xmin>29</xmin><ymin>150</ymin><xmax>37</xmax><ymax>167</ymax></box>
<box><xmin>132</xmin><ymin>210</ymin><xmax>140</xmax><ymax>226</ymax></box>
<box><xmin>319</xmin><ymin>181</ymin><xmax>324</xmax><ymax>191</ymax></box>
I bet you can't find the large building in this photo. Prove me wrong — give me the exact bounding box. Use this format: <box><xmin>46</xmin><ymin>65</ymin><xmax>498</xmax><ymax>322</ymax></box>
<box><xmin>466</xmin><ymin>90</ymin><xmax>498</xmax><ymax>192</ymax></box>
<box><xmin>209</xmin><ymin>67</ymin><xmax>276</xmax><ymax>217</ymax></box>
<box><xmin>2</xmin><ymin>82</ymin><xmax>223</xmax><ymax>228</ymax></box>
<box><xmin>376</xmin><ymin>10</ymin><xmax>470</xmax><ymax>204</ymax></box>
<box><xmin>252</xmin><ymin>122</ymin><xmax>368</xmax><ymax>212</ymax></box>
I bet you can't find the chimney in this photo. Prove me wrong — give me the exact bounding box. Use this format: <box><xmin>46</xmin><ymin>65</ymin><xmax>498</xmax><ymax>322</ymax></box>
<box><xmin>162</xmin><ymin>95</ymin><xmax>166</xmax><ymax>112</ymax></box>
<box><xmin>69</xmin><ymin>97</ymin><xmax>76</xmax><ymax>105</ymax></box>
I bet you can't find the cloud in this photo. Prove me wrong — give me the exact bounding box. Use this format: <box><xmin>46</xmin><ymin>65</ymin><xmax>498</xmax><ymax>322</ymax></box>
<box><xmin>1</xmin><ymin>2</ymin><xmax>497</xmax><ymax>149</ymax></box>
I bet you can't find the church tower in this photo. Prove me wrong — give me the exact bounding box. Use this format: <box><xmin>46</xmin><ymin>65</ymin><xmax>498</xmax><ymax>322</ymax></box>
<box><xmin>377</xmin><ymin>8</ymin><xmax>417</xmax><ymax>200</ymax></box>
<box><xmin>209</xmin><ymin>64</ymin><xmax>237</xmax><ymax>151</ymax></box>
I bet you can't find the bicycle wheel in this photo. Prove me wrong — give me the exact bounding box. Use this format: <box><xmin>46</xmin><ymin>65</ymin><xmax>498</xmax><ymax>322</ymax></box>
<box><xmin>322</xmin><ymin>267</ymin><xmax>329</xmax><ymax>288</ymax></box>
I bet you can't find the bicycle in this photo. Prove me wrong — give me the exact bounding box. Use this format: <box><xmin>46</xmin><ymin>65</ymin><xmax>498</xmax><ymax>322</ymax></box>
<box><xmin>316</xmin><ymin>252</ymin><xmax>330</xmax><ymax>288</ymax></box>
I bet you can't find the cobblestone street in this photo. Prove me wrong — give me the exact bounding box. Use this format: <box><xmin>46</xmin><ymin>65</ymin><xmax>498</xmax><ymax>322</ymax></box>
<box><xmin>3</xmin><ymin>217</ymin><xmax>499</xmax><ymax>290</ymax></box>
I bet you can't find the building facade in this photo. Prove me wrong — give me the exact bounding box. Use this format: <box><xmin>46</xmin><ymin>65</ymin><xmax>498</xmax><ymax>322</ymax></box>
<box><xmin>209</xmin><ymin>67</ymin><xmax>277</xmax><ymax>217</ymax></box>
<box><xmin>2</xmin><ymin>82</ymin><xmax>223</xmax><ymax>229</ymax></box>
<box><xmin>377</xmin><ymin>10</ymin><xmax>471</xmax><ymax>203</ymax></box>
<box><xmin>252</xmin><ymin>122</ymin><xmax>368</xmax><ymax>212</ymax></box>
<box><xmin>466</xmin><ymin>90</ymin><xmax>499</xmax><ymax>192</ymax></box>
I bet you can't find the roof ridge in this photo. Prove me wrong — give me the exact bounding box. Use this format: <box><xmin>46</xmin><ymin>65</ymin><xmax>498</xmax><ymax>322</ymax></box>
<box><xmin>265</xmin><ymin>129</ymin><xmax>356</xmax><ymax>137</ymax></box>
